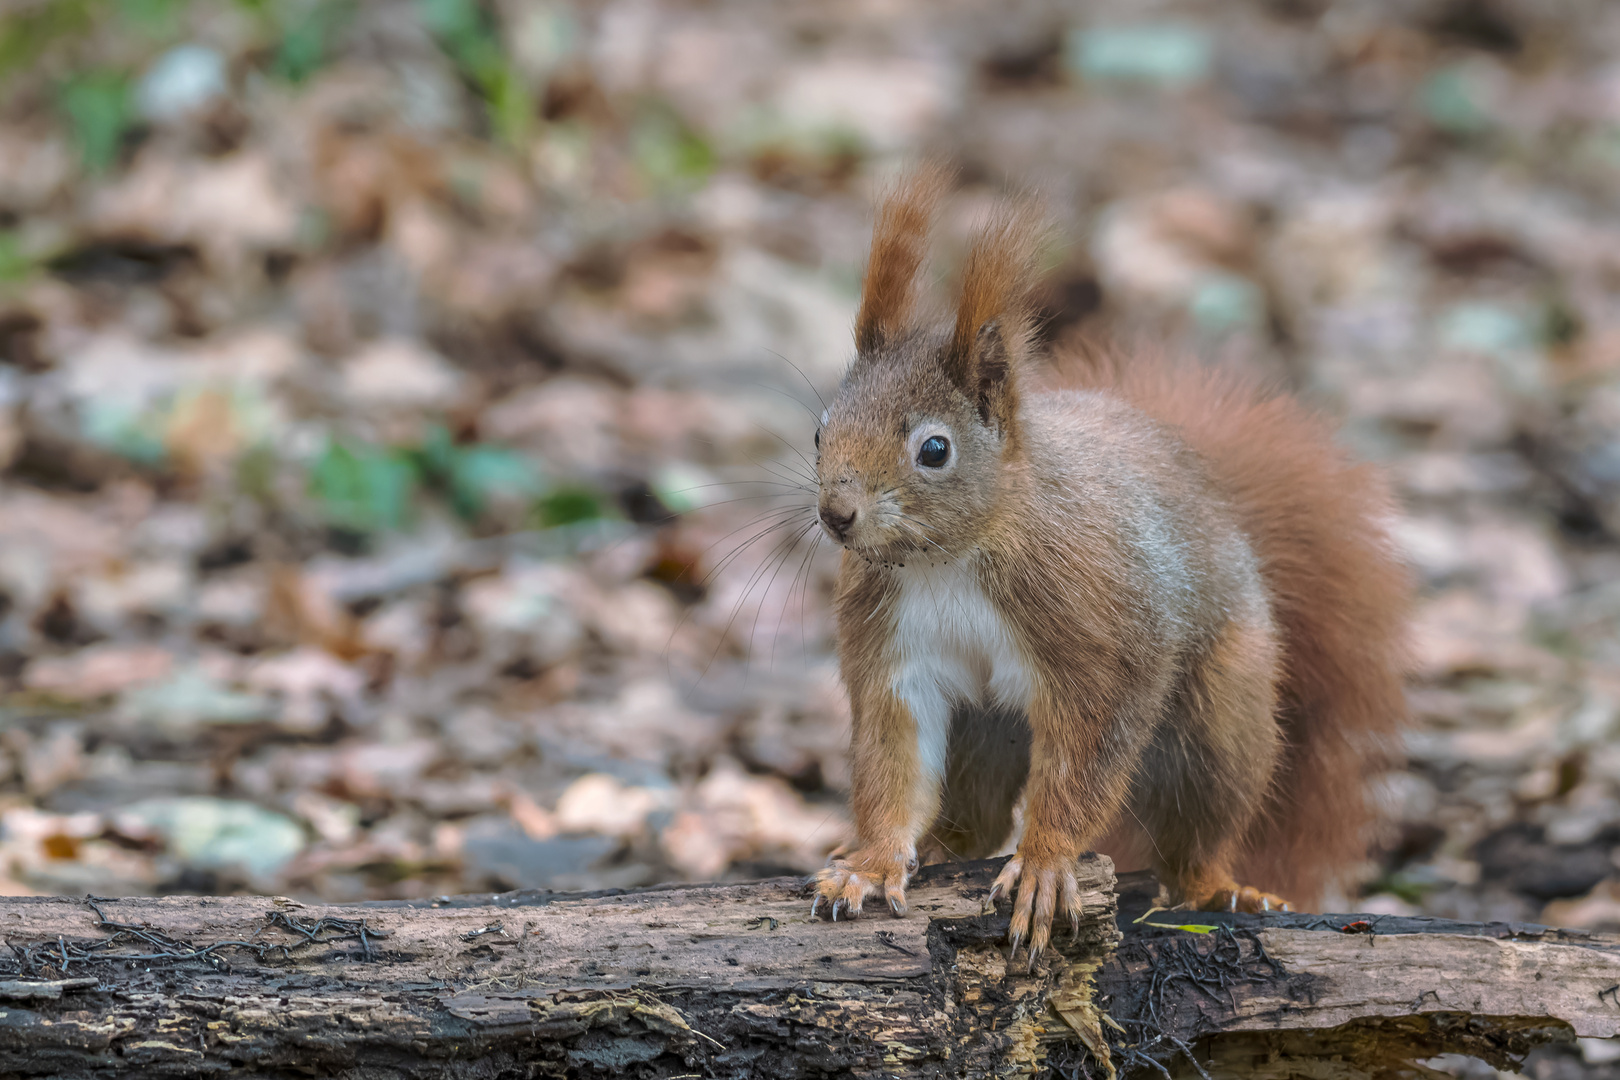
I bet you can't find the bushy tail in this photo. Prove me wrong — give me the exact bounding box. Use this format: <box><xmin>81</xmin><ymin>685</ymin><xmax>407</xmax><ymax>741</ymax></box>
<box><xmin>1052</xmin><ymin>347</ymin><xmax>1413</xmax><ymax>905</ymax></box>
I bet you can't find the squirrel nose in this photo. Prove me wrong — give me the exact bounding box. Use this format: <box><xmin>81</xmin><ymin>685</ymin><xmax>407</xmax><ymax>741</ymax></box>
<box><xmin>819</xmin><ymin>506</ymin><xmax>857</xmax><ymax>540</ymax></box>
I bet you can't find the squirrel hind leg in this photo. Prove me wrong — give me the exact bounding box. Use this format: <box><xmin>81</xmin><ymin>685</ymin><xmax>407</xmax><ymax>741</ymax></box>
<box><xmin>921</xmin><ymin>702</ymin><xmax>1030</xmax><ymax>864</ymax></box>
<box><xmin>1173</xmin><ymin>865</ymin><xmax>1293</xmax><ymax>914</ymax></box>
<box><xmin>1130</xmin><ymin>613</ymin><xmax>1291</xmax><ymax>911</ymax></box>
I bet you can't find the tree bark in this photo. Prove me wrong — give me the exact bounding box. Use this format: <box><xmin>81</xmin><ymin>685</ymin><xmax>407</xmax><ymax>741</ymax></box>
<box><xmin>1100</xmin><ymin>872</ymin><xmax>1620</xmax><ymax>1079</ymax></box>
<box><xmin>1</xmin><ymin>858</ymin><xmax>1616</xmax><ymax>1078</ymax></box>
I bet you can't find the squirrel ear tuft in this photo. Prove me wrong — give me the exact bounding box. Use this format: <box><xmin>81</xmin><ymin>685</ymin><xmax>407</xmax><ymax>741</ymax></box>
<box><xmin>944</xmin><ymin>199</ymin><xmax>1044</xmax><ymax>427</ymax></box>
<box><xmin>854</xmin><ymin>162</ymin><xmax>951</xmax><ymax>355</ymax></box>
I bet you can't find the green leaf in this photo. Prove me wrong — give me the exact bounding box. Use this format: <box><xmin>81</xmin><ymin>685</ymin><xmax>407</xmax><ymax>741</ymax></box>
<box><xmin>0</xmin><ymin>230</ymin><xmax>35</xmax><ymax>283</ymax></box>
<box><xmin>483</xmin><ymin>61</ymin><xmax>532</xmax><ymax>147</ymax></box>
<box><xmin>446</xmin><ymin>444</ymin><xmax>543</xmax><ymax>519</ymax></box>
<box><xmin>309</xmin><ymin>438</ymin><xmax>418</xmax><ymax>532</ymax></box>
<box><xmin>79</xmin><ymin>397</ymin><xmax>167</xmax><ymax>464</ymax></box>
<box><xmin>535</xmin><ymin>485</ymin><xmax>605</xmax><ymax>529</ymax></box>
<box><xmin>271</xmin><ymin>0</ymin><xmax>354</xmax><ymax>83</ymax></box>
<box><xmin>59</xmin><ymin>71</ymin><xmax>133</xmax><ymax>174</ymax></box>
<box><xmin>234</xmin><ymin>443</ymin><xmax>279</xmax><ymax>503</ymax></box>
<box><xmin>118</xmin><ymin>0</ymin><xmax>187</xmax><ymax>37</ymax></box>
<box><xmin>1141</xmin><ymin>921</ymin><xmax>1218</xmax><ymax>934</ymax></box>
<box><xmin>415</xmin><ymin>0</ymin><xmax>480</xmax><ymax>39</ymax></box>
<box><xmin>1421</xmin><ymin>65</ymin><xmax>1493</xmax><ymax>136</ymax></box>
<box><xmin>415</xmin><ymin>0</ymin><xmax>532</xmax><ymax>147</ymax></box>
<box><xmin>0</xmin><ymin>0</ymin><xmax>96</xmax><ymax>81</ymax></box>
<box><xmin>415</xmin><ymin>422</ymin><xmax>457</xmax><ymax>479</ymax></box>
<box><xmin>1365</xmin><ymin>871</ymin><xmax>1433</xmax><ymax>906</ymax></box>
<box><xmin>632</xmin><ymin>105</ymin><xmax>715</xmax><ymax>192</ymax></box>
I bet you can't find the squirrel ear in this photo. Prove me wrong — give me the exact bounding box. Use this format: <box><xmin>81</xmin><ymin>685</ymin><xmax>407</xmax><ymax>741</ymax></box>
<box><xmin>944</xmin><ymin>199</ymin><xmax>1043</xmax><ymax>429</ymax></box>
<box><xmin>958</xmin><ymin>318</ymin><xmax>1018</xmax><ymax>428</ymax></box>
<box><xmin>854</xmin><ymin>162</ymin><xmax>951</xmax><ymax>355</ymax></box>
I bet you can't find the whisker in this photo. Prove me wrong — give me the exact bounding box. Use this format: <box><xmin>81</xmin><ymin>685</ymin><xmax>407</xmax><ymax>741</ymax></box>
<box><xmin>663</xmin><ymin>510</ymin><xmax>814</xmax><ymax>679</ymax></box>
<box><xmin>750</xmin><ymin>380</ymin><xmax>826</xmax><ymax>427</ymax></box>
<box><xmin>753</xmin><ymin>455</ymin><xmax>819</xmax><ymax>490</ymax></box>
<box><xmin>750</xmin><ymin>520</ymin><xmax>820</xmax><ymax>670</ymax></box>
<box><xmin>761</xmin><ymin>347</ymin><xmax>829</xmax><ymax>414</ymax></box>
<box><xmin>751</xmin><ymin>421</ymin><xmax>817</xmax><ymax>466</ymax></box>
<box><xmin>632</xmin><ymin>489</ymin><xmax>817</xmax><ymax>531</ymax></box>
<box><xmin>896</xmin><ymin>513</ymin><xmax>953</xmax><ymax>559</ymax></box>
<box><xmin>696</xmin><ymin>507</ymin><xmax>819</xmax><ymax>587</ymax></box>
<box><xmin>663</xmin><ymin>479</ymin><xmax>813</xmax><ymax>495</ymax></box>
<box><xmin>698</xmin><ymin>502</ymin><xmax>818</xmax><ymax>548</ymax></box>
<box><xmin>923</xmin><ymin>822</ymin><xmax>964</xmax><ymax>863</ymax></box>
<box><xmin>780</xmin><ymin>528</ymin><xmax>826</xmax><ymax>666</ymax></box>
<box><xmin>691</xmin><ymin>433</ymin><xmax>816</xmax><ymax>489</ymax></box>
<box><xmin>703</xmin><ymin>516</ymin><xmax>819</xmax><ymax>681</ymax></box>
<box><xmin>665</xmin><ymin>511</ymin><xmax>814</xmax><ymax>681</ymax></box>
<box><xmin>668</xmin><ymin>491</ymin><xmax>814</xmax><ymax>515</ymax></box>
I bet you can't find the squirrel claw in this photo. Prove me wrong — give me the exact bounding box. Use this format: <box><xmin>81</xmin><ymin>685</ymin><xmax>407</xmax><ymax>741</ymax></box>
<box><xmin>1196</xmin><ymin>884</ymin><xmax>1293</xmax><ymax>915</ymax></box>
<box><xmin>810</xmin><ymin>848</ymin><xmax>912</xmax><ymax>923</ymax></box>
<box><xmin>992</xmin><ymin>850</ymin><xmax>1084</xmax><ymax>966</ymax></box>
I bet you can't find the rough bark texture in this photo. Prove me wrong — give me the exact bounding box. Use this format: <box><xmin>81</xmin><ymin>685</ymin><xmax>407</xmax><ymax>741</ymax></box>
<box><xmin>0</xmin><ymin>857</ymin><xmax>1119</xmax><ymax>1079</ymax></box>
<box><xmin>1</xmin><ymin>859</ymin><xmax>1617</xmax><ymax>1079</ymax></box>
<box><xmin>1098</xmin><ymin>872</ymin><xmax>1620</xmax><ymax>1079</ymax></box>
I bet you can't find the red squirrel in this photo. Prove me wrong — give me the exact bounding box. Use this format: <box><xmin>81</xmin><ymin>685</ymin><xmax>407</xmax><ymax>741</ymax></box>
<box><xmin>807</xmin><ymin>166</ymin><xmax>1410</xmax><ymax>965</ymax></box>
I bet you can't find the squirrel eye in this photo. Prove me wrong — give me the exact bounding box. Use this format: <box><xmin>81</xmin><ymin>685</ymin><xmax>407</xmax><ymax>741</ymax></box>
<box><xmin>916</xmin><ymin>436</ymin><xmax>950</xmax><ymax>468</ymax></box>
<box><xmin>814</xmin><ymin>429</ymin><xmax>821</xmax><ymax>450</ymax></box>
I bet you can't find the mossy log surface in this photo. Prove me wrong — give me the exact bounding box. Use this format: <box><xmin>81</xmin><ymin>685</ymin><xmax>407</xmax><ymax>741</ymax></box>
<box><xmin>2</xmin><ymin>859</ymin><xmax>1618</xmax><ymax>1078</ymax></box>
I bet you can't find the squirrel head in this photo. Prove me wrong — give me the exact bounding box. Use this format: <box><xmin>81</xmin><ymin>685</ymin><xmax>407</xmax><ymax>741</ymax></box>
<box><xmin>815</xmin><ymin>166</ymin><xmax>1042</xmax><ymax>563</ymax></box>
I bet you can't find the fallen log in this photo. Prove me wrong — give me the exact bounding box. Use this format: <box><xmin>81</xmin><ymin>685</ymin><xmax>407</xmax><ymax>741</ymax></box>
<box><xmin>0</xmin><ymin>857</ymin><xmax>1616</xmax><ymax>1078</ymax></box>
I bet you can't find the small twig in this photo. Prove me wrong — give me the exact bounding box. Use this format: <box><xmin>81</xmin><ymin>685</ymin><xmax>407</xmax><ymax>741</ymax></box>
<box><xmin>0</xmin><ymin>900</ymin><xmax>389</xmax><ymax>981</ymax></box>
<box><xmin>1122</xmin><ymin>1046</ymin><xmax>1174</xmax><ymax>1079</ymax></box>
<box><xmin>1164</xmin><ymin>1034</ymin><xmax>1214</xmax><ymax>1080</ymax></box>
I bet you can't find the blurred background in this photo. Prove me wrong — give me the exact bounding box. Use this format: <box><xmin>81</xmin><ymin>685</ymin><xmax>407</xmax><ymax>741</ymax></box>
<box><xmin>0</xmin><ymin>0</ymin><xmax>1617</xmax><ymax>959</ymax></box>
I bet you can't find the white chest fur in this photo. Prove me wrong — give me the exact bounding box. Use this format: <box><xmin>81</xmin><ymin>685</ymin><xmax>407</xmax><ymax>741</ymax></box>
<box><xmin>888</xmin><ymin>560</ymin><xmax>1035</xmax><ymax>793</ymax></box>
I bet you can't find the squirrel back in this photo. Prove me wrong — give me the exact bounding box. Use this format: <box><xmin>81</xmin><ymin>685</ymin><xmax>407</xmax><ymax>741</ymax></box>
<box><xmin>1049</xmin><ymin>348</ymin><xmax>1412</xmax><ymax>904</ymax></box>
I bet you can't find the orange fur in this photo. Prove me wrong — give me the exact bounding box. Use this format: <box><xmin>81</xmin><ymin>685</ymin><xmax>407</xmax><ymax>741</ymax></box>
<box><xmin>1049</xmin><ymin>348</ymin><xmax>1412</xmax><ymax>905</ymax></box>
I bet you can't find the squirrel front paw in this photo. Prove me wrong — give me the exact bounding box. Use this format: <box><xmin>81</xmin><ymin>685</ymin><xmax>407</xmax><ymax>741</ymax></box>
<box><xmin>809</xmin><ymin>847</ymin><xmax>916</xmax><ymax>920</ymax></box>
<box><xmin>988</xmin><ymin>851</ymin><xmax>1086</xmax><ymax>970</ymax></box>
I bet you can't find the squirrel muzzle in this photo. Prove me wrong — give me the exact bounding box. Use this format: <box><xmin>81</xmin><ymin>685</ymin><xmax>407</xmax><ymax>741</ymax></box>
<box><xmin>818</xmin><ymin>503</ymin><xmax>857</xmax><ymax>543</ymax></box>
